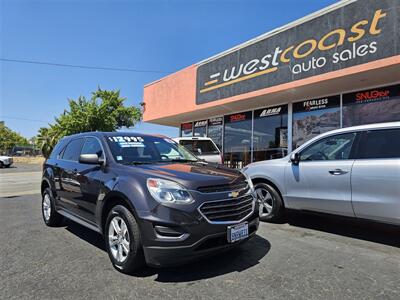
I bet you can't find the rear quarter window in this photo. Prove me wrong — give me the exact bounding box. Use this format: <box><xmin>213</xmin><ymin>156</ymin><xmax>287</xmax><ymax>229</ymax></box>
<box><xmin>358</xmin><ymin>128</ymin><xmax>400</xmax><ymax>159</ymax></box>
<box><xmin>49</xmin><ymin>139</ymin><xmax>68</xmax><ymax>159</ymax></box>
<box><xmin>179</xmin><ymin>140</ymin><xmax>219</xmax><ymax>155</ymax></box>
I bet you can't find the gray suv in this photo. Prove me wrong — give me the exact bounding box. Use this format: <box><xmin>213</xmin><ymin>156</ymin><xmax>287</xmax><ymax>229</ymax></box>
<box><xmin>243</xmin><ymin>122</ymin><xmax>400</xmax><ymax>226</ymax></box>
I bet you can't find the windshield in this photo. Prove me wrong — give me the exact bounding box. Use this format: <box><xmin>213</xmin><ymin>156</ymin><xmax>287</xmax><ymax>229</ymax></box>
<box><xmin>106</xmin><ymin>135</ymin><xmax>198</xmax><ymax>165</ymax></box>
<box><xmin>179</xmin><ymin>140</ymin><xmax>220</xmax><ymax>155</ymax></box>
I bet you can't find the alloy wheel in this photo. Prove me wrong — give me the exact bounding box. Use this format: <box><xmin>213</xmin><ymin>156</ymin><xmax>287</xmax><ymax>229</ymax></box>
<box><xmin>256</xmin><ymin>187</ymin><xmax>274</xmax><ymax>218</ymax></box>
<box><xmin>43</xmin><ymin>194</ymin><xmax>51</xmax><ymax>221</ymax></box>
<box><xmin>108</xmin><ymin>216</ymin><xmax>130</xmax><ymax>263</ymax></box>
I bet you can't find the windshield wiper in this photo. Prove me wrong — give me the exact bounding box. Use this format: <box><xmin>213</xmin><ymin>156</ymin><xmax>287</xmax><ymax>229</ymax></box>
<box><xmin>166</xmin><ymin>159</ymin><xmax>198</xmax><ymax>163</ymax></box>
<box><xmin>122</xmin><ymin>161</ymin><xmax>156</xmax><ymax>165</ymax></box>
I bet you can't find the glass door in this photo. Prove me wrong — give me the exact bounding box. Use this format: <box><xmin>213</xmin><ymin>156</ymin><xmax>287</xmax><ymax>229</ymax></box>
<box><xmin>223</xmin><ymin>111</ymin><xmax>252</xmax><ymax>168</ymax></box>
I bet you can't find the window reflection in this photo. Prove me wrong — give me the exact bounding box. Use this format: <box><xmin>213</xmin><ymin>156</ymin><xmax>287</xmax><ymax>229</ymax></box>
<box><xmin>207</xmin><ymin>117</ymin><xmax>223</xmax><ymax>150</ymax></box>
<box><xmin>193</xmin><ymin>120</ymin><xmax>207</xmax><ymax>137</ymax></box>
<box><xmin>223</xmin><ymin>112</ymin><xmax>252</xmax><ymax>168</ymax></box>
<box><xmin>292</xmin><ymin>96</ymin><xmax>340</xmax><ymax>149</ymax></box>
<box><xmin>253</xmin><ymin>105</ymin><xmax>288</xmax><ymax>162</ymax></box>
<box><xmin>343</xmin><ymin>85</ymin><xmax>400</xmax><ymax>127</ymax></box>
<box><xmin>180</xmin><ymin>122</ymin><xmax>193</xmax><ymax>137</ymax></box>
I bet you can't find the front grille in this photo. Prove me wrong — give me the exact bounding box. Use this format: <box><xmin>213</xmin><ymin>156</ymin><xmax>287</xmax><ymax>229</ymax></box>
<box><xmin>199</xmin><ymin>194</ymin><xmax>254</xmax><ymax>223</ymax></box>
<box><xmin>197</xmin><ymin>182</ymin><xmax>248</xmax><ymax>193</ymax></box>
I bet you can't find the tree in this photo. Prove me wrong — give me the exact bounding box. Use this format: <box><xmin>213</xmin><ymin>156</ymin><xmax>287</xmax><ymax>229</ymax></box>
<box><xmin>37</xmin><ymin>88</ymin><xmax>143</xmax><ymax>157</ymax></box>
<box><xmin>0</xmin><ymin>122</ymin><xmax>29</xmax><ymax>154</ymax></box>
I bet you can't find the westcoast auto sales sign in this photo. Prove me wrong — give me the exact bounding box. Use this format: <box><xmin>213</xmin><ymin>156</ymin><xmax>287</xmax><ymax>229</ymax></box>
<box><xmin>196</xmin><ymin>0</ymin><xmax>399</xmax><ymax>104</ymax></box>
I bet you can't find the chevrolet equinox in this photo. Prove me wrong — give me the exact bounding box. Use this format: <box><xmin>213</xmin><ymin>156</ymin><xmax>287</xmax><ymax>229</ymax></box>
<box><xmin>41</xmin><ymin>132</ymin><xmax>259</xmax><ymax>273</ymax></box>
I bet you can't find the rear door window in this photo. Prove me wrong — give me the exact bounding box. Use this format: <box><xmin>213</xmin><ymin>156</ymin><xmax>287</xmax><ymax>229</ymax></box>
<box><xmin>179</xmin><ymin>140</ymin><xmax>219</xmax><ymax>155</ymax></box>
<box><xmin>358</xmin><ymin>129</ymin><xmax>400</xmax><ymax>159</ymax></box>
<box><xmin>62</xmin><ymin>138</ymin><xmax>85</xmax><ymax>161</ymax></box>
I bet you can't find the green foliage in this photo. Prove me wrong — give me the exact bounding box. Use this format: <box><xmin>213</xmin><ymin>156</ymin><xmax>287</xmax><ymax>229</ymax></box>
<box><xmin>37</xmin><ymin>88</ymin><xmax>143</xmax><ymax>158</ymax></box>
<box><xmin>0</xmin><ymin>122</ymin><xmax>29</xmax><ymax>153</ymax></box>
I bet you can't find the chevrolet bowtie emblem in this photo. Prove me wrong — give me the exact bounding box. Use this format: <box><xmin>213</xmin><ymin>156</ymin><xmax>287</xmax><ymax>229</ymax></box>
<box><xmin>229</xmin><ymin>191</ymin><xmax>240</xmax><ymax>198</ymax></box>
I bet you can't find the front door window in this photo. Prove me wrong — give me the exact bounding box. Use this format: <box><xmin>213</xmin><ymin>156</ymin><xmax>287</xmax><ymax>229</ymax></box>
<box><xmin>300</xmin><ymin>133</ymin><xmax>356</xmax><ymax>161</ymax></box>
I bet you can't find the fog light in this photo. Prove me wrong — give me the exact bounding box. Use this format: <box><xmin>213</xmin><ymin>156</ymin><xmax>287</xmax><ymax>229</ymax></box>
<box><xmin>154</xmin><ymin>225</ymin><xmax>186</xmax><ymax>237</ymax></box>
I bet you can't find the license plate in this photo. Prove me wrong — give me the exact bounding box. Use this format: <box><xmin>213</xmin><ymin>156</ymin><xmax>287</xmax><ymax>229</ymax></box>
<box><xmin>227</xmin><ymin>222</ymin><xmax>249</xmax><ymax>243</ymax></box>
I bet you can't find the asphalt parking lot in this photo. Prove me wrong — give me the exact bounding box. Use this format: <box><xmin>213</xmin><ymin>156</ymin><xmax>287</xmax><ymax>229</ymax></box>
<box><xmin>1</xmin><ymin>164</ymin><xmax>399</xmax><ymax>299</ymax></box>
<box><xmin>0</xmin><ymin>163</ymin><xmax>42</xmax><ymax>197</ymax></box>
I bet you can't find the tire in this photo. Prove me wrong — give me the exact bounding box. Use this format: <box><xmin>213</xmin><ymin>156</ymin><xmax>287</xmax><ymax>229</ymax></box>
<box><xmin>4</xmin><ymin>164</ymin><xmax>10</xmax><ymax>168</ymax></box>
<box><xmin>254</xmin><ymin>182</ymin><xmax>284</xmax><ymax>222</ymax></box>
<box><xmin>105</xmin><ymin>205</ymin><xmax>145</xmax><ymax>274</ymax></box>
<box><xmin>0</xmin><ymin>161</ymin><xmax>3</xmax><ymax>168</ymax></box>
<box><xmin>42</xmin><ymin>187</ymin><xmax>63</xmax><ymax>226</ymax></box>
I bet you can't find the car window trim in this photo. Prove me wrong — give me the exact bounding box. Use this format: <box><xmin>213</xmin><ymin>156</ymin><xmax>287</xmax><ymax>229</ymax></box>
<box><xmin>353</xmin><ymin>157</ymin><xmax>400</xmax><ymax>161</ymax></box>
<box><xmin>56</xmin><ymin>144</ymin><xmax>67</xmax><ymax>160</ymax></box>
<box><xmin>348</xmin><ymin>132</ymin><xmax>362</xmax><ymax>160</ymax></box>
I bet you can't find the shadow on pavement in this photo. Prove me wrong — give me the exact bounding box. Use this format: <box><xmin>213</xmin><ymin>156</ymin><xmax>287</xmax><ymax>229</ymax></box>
<box><xmin>65</xmin><ymin>219</ymin><xmax>106</xmax><ymax>251</ymax></box>
<box><xmin>65</xmin><ymin>220</ymin><xmax>270</xmax><ymax>282</ymax></box>
<box><xmin>281</xmin><ymin>210</ymin><xmax>400</xmax><ymax>248</ymax></box>
<box><xmin>139</xmin><ymin>235</ymin><xmax>270</xmax><ymax>282</ymax></box>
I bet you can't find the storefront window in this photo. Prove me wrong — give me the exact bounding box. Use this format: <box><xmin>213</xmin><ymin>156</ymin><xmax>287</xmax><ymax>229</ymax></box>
<box><xmin>253</xmin><ymin>105</ymin><xmax>288</xmax><ymax>162</ymax></box>
<box><xmin>223</xmin><ymin>111</ymin><xmax>252</xmax><ymax>168</ymax></box>
<box><xmin>292</xmin><ymin>95</ymin><xmax>340</xmax><ymax>149</ymax></box>
<box><xmin>207</xmin><ymin>117</ymin><xmax>223</xmax><ymax>151</ymax></box>
<box><xmin>193</xmin><ymin>120</ymin><xmax>207</xmax><ymax>137</ymax></box>
<box><xmin>342</xmin><ymin>84</ymin><xmax>400</xmax><ymax>127</ymax></box>
<box><xmin>180</xmin><ymin>122</ymin><xmax>193</xmax><ymax>137</ymax></box>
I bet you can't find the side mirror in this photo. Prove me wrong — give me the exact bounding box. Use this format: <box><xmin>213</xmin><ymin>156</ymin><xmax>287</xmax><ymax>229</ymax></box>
<box><xmin>79</xmin><ymin>154</ymin><xmax>104</xmax><ymax>165</ymax></box>
<box><xmin>290</xmin><ymin>152</ymin><xmax>300</xmax><ymax>165</ymax></box>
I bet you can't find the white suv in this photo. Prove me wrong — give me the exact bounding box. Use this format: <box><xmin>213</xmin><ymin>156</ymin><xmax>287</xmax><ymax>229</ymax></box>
<box><xmin>173</xmin><ymin>137</ymin><xmax>222</xmax><ymax>164</ymax></box>
<box><xmin>0</xmin><ymin>156</ymin><xmax>13</xmax><ymax>168</ymax></box>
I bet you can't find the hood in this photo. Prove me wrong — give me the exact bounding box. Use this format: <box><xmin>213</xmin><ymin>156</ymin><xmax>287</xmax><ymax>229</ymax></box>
<box><xmin>244</xmin><ymin>157</ymin><xmax>288</xmax><ymax>169</ymax></box>
<box><xmin>121</xmin><ymin>161</ymin><xmax>245</xmax><ymax>190</ymax></box>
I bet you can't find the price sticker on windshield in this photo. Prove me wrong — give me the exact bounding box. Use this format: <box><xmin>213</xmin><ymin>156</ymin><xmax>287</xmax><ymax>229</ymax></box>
<box><xmin>108</xmin><ymin>136</ymin><xmax>144</xmax><ymax>142</ymax></box>
<box><xmin>108</xmin><ymin>136</ymin><xmax>145</xmax><ymax>147</ymax></box>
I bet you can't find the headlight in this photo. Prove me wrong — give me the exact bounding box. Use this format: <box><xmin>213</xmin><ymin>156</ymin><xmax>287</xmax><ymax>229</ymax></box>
<box><xmin>242</xmin><ymin>171</ymin><xmax>254</xmax><ymax>192</ymax></box>
<box><xmin>146</xmin><ymin>178</ymin><xmax>194</xmax><ymax>205</ymax></box>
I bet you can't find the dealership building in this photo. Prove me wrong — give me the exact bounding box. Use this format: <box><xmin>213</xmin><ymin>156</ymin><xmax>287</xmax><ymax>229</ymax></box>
<box><xmin>143</xmin><ymin>0</ymin><xmax>400</xmax><ymax>168</ymax></box>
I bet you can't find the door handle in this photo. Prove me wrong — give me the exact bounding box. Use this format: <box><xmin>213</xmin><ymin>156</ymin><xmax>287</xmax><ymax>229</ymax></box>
<box><xmin>328</xmin><ymin>169</ymin><xmax>349</xmax><ymax>175</ymax></box>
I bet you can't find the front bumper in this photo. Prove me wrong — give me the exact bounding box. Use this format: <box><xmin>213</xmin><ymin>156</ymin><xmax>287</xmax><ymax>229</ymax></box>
<box><xmin>2</xmin><ymin>158</ymin><xmax>13</xmax><ymax>166</ymax></box>
<box><xmin>137</xmin><ymin>208</ymin><xmax>259</xmax><ymax>267</ymax></box>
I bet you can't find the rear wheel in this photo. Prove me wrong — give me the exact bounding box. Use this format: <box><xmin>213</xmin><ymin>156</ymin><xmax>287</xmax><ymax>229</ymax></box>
<box><xmin>105</xmin><ymin>205</ymin><xmax>145</xmax><ymax>274</ymax></box>
<box><xmin>254</xmin><ymin>182</ymin><xmax>284</xmax><ymax>222</ymax></box>
<box><xmin>42</xmin><ymin>187</ymin><xmax>63</xmax><ymax>226</ymax></box>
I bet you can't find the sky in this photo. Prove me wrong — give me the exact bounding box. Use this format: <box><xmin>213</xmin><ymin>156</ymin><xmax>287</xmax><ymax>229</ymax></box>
<box><xmin>0</xmin><ymin>0</ymin><xmax>337</xmax><ymax>139</ymax></box>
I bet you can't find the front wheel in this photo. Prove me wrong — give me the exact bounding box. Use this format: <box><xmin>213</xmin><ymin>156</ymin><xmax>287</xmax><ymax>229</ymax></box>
<box><xmin>42</xmin><ymin>187</ymin><xmax>63</xmax><ymax>226</ymax></box>
<box><xmin>254</xmin><ymin>182</ymin><xmax>284</xmax><ymax>222</ymax></box>
<box><xmin>105</xmin><ymin>205</ymin><xmax>145</xmax><ymax>274</ymax></box>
